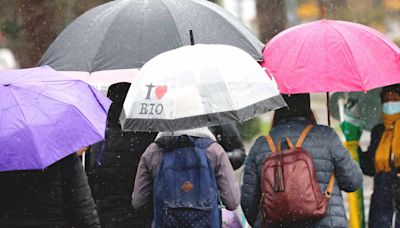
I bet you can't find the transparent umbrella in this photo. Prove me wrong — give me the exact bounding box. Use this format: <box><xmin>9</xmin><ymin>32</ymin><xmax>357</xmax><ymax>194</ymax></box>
<box><xmin>120</xmin><ymin>44</ymin><xmax>286</xmax><ymax>132</ymax></box>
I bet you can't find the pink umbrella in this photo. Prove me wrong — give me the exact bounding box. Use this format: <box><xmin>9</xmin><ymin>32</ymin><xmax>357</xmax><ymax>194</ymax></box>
<box><xmin>262</xmin><ymin>19</ymin><xmax>400</xmax><ymax>94</ymax></box>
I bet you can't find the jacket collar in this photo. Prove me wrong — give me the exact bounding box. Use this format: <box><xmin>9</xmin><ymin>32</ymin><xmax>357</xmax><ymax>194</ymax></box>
<box><xmin>275</xmin><ymin>116</ymin><xmax>314</xmax><ymax>126</ymax></box>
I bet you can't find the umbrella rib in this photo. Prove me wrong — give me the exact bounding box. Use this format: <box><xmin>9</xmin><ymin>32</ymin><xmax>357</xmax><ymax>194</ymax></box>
<box><xmin>87</xmin><ymin>84</ymin><xmax>109</xmax><ymax>113</ymax></box>
<box><xmin>292</xmin><ymin>25</ymin><xmax>315</xmax><ymax>73</ymax></box>
<box><xmin>138</xmin><ymin>0</ymin><xmax>146</xmax><ymax>67</ymax></box>
<box><xmin>159</xmin><ymin>0</ymin><xmax>183</xmax><ymax>46</ymax></box>
<box><xmin>14</xmin><ymin>85</ymin><xmax>103</xmax><ymax>135</ymax></box>
<box><xmin>339</xmin><ymin>21</ymin><xmax>400</xmax><ymax>53</ymax></box>
<box><xmin>31</xmin><ymin>78</ymin><xmax>109</xmax><ymax>114</ymax></box>
<box><xmin>191</xmin><ymin>0</ymin><xmax>263</xmax><ymax>59</ymax></box>
<box><xmin>214</xmin><ymin>72</ymin><xmax>239</xmax><ymax>121</ymax></box>
<box><xmin>328</xmin><ymin>23</ymin><xmax>365</xmax><ymax>90</ymax></box>
<box><xmin>7</xmin><ymin>88</ymin><xmax>43</xmax><ymax>168</ymax></box>
<box><xmin>89</xmin><ymin>1</ymin><xmax>130</xmax><ymax>72</ymax></box>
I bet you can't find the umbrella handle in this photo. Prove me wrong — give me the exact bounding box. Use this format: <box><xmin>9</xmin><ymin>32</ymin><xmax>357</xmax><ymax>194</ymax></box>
<box><xmin>190</xmin><ymin>30</ymin><xmax>195</xmax><ymax>45</ymax></box>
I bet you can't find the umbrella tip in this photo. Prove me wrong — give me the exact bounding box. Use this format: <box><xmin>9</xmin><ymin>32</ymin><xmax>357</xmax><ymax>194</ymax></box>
<box><xmin>189</xmin><ymin>30</ymin><xmax>195</xmax><ymax>45</ymax></box>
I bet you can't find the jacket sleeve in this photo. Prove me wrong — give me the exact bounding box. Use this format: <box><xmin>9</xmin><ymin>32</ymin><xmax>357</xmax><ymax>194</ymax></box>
<box><xmin>329</xmin><ymin>130</ymin><xmax>363</xmax><ymax>192</ymax></box>
<box><xmin>62</xmin><ymin>154</ymin><xmax>101</xmax><ymax>228</ymax></box>
<box><xmin>212</xmin><ymin>143</ymin><xmax>241</xmax><ymax>211</ymax></box>
<box><xmin>132</xmin><ymin>147</ymin><xmax>153</xmax><ymax>211</ymax></box>
<box><xmin>241</xmin><ymin>137</ymin><xmax>263</xmax><ymax>226</ymax></box>
<box><xmin>358</xmin><ymin>124</ymin><xmax>383</xmax><ymax>176</ymax></box>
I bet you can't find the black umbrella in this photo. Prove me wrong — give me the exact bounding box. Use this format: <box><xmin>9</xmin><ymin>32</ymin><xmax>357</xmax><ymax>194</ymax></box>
<box><xmin>38</xmin><ymin>0</ymin><xmax>263</xmax><ymax>73</ymax></box>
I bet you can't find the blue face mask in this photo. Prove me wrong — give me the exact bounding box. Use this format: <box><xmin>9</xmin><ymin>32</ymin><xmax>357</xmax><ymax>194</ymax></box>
<box><xmin>383</xmin><ymin>101</ymin><xmax>400</xmax><ymax>115</ymax></box>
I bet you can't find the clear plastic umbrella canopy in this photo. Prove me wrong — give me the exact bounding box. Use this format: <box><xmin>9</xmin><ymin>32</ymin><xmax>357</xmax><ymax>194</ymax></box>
<box><xmin>120</xmin><ymin>44</ymin><xmax>286</xmax><ymax>132</ymax></box>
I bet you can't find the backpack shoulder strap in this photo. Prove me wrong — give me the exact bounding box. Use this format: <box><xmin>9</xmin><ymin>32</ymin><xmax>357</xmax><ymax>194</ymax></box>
<box><xmin>285</xmin><ymin>137</ymin><xmax>295</xmax><ymax>149</ymax></box>
<box><xmin>324</xmin><ymin>174</ymin><xmax>335</xmax><ymax>198</ymax></box>
<box><xmin>295</xmin><ymin>125</ymin><xmax>314</xmax><ymax>147</ymax></box>
<box><xmin>194</xmin><ymin>137</ymin><xmax>215</xmax><ymax>150</ymax></box>
<box><xmin>265</xmin><ymin>135</ymin><xmax>277</xmax><ymax>154</ymax></box>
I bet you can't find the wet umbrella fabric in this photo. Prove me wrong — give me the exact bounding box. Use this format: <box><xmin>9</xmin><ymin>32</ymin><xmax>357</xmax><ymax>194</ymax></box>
<box><xmin>260</xmin><ymin>19</ymin><xmax>400</xmax><ymax>228</ymax></box>
<box><xmin>262</xmin><ymin>19</ymin><xmax>400</xmax><ymax>94</ymax></box>
<box><xmin>38</xmin><ymin>0</ymin><xmax>263</xmax><ymax>74</ymax></box>
<box><xmin>120</xmin><ymin>44</ymin><xmax>286</xmax><ymax>132</ymax></box>
<box><xmin>0</xmin><ymin>66</ymin><xmax>112</xmax><ymax>172</ymax></box>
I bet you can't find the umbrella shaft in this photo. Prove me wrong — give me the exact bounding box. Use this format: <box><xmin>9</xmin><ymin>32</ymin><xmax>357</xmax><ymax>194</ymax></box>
<box><xmin>327</xmin><ymin>92</ymin><xmax>331</xmax><ymax>126</ymax></box>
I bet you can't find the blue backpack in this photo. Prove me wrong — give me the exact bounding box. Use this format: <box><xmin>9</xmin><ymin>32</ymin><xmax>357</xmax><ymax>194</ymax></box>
<box><xmin>153</xmin><ymin>136</ymin><xmax>221</xmax><ymax>228</ymax></box>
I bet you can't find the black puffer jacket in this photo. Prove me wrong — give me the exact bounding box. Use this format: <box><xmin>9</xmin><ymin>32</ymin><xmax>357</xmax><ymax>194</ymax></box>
<box><xmin>86</xmin><ymin>83</ymin><xmax>157</xmax><ymax>227</ymax></box>
<box><xmin>87</xmin><ymin>128</ymin><xmax>156</xmax><ymax>227</ymax></box>
<box><xmin>358</xmin><ymin>123</ymin><xmax>384</xmax><ymax>176</ymax></box>
<box><xmin>0</xmin><ymin>153</ymin><xmax>100</xmax><ymax>228</ymax></box>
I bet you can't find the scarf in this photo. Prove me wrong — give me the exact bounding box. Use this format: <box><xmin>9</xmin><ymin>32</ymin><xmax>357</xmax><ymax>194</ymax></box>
<box><xmin>375</xmin><ymin>113</ymin><xmax>400</xmax><ymax>173</ymax></box>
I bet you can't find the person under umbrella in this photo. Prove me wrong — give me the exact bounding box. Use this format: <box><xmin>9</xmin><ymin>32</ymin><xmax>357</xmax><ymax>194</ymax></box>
<box><xmin>85</xmin><ymin>82</ymin><xmax>245</xmax><ymax>227</ymax></box>
<box><xmin>0</xmin><ymin>66</ymin><xmax>112</xmax><ymax>227</ymax></box>
<box><xmin>357</xmin><ymin>84</ymin><xmax>400</xmax><ymax>227</ymax></box>
<box><xmin>261</xmin><ymin>19</ymin><xmax>400</xmax><ymax>226</ymax></box>
<box><xmin>124</xmin><ymin>44</ymin><xmax>285</xmax><ymax>227</ymax></box>
<box><xmin>39</xmin><ymin>0</ymin><xmax>261</xmax><ymax>172</ymax></box>
<box><xmin>133</xmin><ymin>127</ymin><xmax>240</xmax><ymax>227</ymax></box>
<box><xmin>86</xmin><ymin>83</ymin><xmax>157</xmax><ymax>227</ymax></box>
<box><xmin>39</xmin><ymin>0</ymin><xmax>262</xmax><ymax>224</ymax></box>
<box><xmin>241</xmin><ymin>94</ymin><xmax>363</xmax><ymax>227</ymax></box>
<box><xmin>0</xmin><ymin>151</ymin><xmax>101</xmax><ymax>227</ymax></box>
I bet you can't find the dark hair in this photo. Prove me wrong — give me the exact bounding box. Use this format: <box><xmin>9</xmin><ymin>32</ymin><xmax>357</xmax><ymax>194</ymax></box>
<box><xmin>381</xmin><ymin>84</ymin><xmax>400</xmax><ymax>102</ymax></box>
<box><xmin>106</xmin><ymin>82</ymin><xmax>131</xmax><ymax>128</ymax></box>
<box><xmin>272</xmin><ymin>93</ymin><xmax>316</xmax><ymax>127</ymax></box>
<box><xmin>272</xmin><ymin>110</ymin><xmax>316</xmax><ymax>128</ymax></box>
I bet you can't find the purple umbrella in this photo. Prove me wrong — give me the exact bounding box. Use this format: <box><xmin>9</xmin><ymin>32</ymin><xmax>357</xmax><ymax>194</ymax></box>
<box><xmin>0</xmin><ymin>66</ymin><xmax>112</xmax><ymax>172</ymax></box>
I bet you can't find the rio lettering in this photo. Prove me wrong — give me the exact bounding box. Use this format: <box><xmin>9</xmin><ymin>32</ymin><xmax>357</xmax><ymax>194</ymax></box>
<box><xmin>139</xmin><ymin>84</ymin><xmax>167</xmax><ymax>115</ymax></box>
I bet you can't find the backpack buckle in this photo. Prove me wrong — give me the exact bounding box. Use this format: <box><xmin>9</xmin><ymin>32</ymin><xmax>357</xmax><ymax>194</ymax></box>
<box><xmin>324</xmin><ymin>190</ymin><xmax>332</xmax><ymax>198</ymax></box>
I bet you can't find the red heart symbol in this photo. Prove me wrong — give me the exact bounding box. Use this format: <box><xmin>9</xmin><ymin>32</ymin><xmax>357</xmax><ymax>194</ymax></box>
<box><xmin>155</xmin><ymin>85</ymin><xmax>167</xmax><ymax>100</ymax></box>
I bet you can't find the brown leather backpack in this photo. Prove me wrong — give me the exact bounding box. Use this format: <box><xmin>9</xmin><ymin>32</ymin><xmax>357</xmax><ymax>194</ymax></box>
<box><xmin>260</xmin><ymin>125</ymin><xmax>335</xmax><ymax>225</ymax></box>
